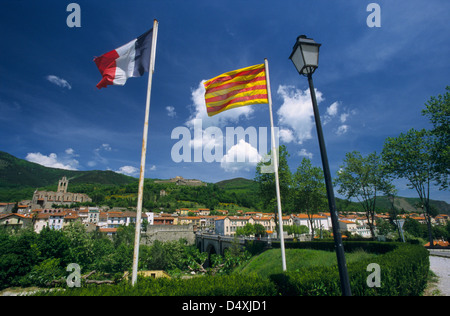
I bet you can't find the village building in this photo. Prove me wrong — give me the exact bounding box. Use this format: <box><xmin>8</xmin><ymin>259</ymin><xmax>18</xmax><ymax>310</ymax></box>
<box><xmin>0</xmin><ymin>213</ymin><xmax>33</xmax><ymax>230</ymax></box>
<box><xmin>31</xmin><ymin>176</ymin><xmax>92</xmax><ymax>209</ymax></box>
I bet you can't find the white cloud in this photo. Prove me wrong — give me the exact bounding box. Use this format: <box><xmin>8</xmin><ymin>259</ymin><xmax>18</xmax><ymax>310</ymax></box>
<box><xmin>340</xmin><ymin>113</ymin><xmax>349</xmax><ymax>123</ymax></box>
<box><xmin>98</xmin><ymin>144</ymin><xmax>112</xmax><ymax>151</ymax></box>
<box><xmin>65</xmin><ymin>148</ymin><xmax>75</xmax><ymax>155</ymax></box>
<box><xmin>327</xmin><ymin>101</ymin><xmax>339</xmax><ymax>117</ymax></box>
<box><xmin>298</xmin><ymin>148</ymin><xmax>313</xmax><ymax>159</ymax></box>
<box><xmin>92</xmin><ymin>144</ymin><xmax>112</xmax><ymax>165</ymax></box>
<box><xmin>279</xmin><ymin>128</ymin><xmax>295</xmax><ymax>143</ymax></box>
<box><xmin>277</xmin><ymin>85</ymin><xmax>322</xmax><ymax>144</ymax></box>
<box><xmin>166</xmin><ymin>106</ymin><xmax>176</xmax><ymax>118</ymax></box>
<box><xmin>87</xmin><ymin>161</ymin><xmax>97</xmax><ymax>167</ymax></box>
<box><xmin>277</xmin><ymin>85</ymin><xmax>353</xmax><ymax>140</ymax></box>
<box><xmin>189</xmin><ymin>128</ymin><xmax>224</xmax><ymax>153</ymax></box>
<box><xmin>323</xmin><ymin>101</ymin><xmax>341</xmax><ymax>125</ymax></box>
<box><xmin>46</xmin><ymin>75</ymin><xmax>72</xmax><ymax>89</ymax></box>
<box><xmin>26</xmin><ymin>152</ymin><xmax>78</xmax><ymax>170</ymax></box>
<box><xmin>220</xmin><ymin>139</ymin><xmax>262</xmax><ymax>172</ymax></box>
<box><xmin>336</xmin><ymin>125</ymin><xmax>349</xmax><ymax>135</ymax></box>
<box><xmin>116</xmin><ymin>166</ymin><xmax>139</xmax><ymax>176</ymax></box>
<box><xmin>186</xmin><ymin>81</ymin><xmax>254</xmax><ymax>129</ymax></box>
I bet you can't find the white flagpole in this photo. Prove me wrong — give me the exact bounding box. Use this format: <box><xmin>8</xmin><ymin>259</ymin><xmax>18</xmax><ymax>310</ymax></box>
<box><xmin>264</xmin><ymin>58</ymin><xmax>287</xmax><ymax>271</ymax></box>
<box><xmin>132</xmin><ymin>19</ymin><xmax>159</xmax><ymax>286</ymax></box>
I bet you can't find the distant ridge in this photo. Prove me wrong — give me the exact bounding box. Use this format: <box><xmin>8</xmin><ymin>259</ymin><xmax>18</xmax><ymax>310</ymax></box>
<box><xmin>1</xmin><ymin>152</ymin><xmax>449</xmax><ymax>215</ymax></box>
<box><xmin>215</xmin><ymin>177</ymin><xmax>257</xmax><ymax>190</ymax></box>
<box><xmin>0</xmin><ymin>151</ymin><xmax>136</xmax><ymax>189</ymax></box>
<box><xmin>214</xmin><ymin>177</ymin><xmax>450</xmax><ymax>215</ymax></box>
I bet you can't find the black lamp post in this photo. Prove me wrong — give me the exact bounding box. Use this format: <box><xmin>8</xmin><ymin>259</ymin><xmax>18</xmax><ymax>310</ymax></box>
<box><xmin>289</xmin><ymin>35</ymin><xmax>352</xmax><ymax>296</ymax></box>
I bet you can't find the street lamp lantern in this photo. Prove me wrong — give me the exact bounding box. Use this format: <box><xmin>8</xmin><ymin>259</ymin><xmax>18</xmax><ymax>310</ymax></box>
<box><xmin>289</xmin><ymin>35</ymin><xmax>321</xmax><ymax>76</ymax></box>
<box><xmin>289</xmin><ymin>35</ymin><xmax>352</xmax><ymax>296</ymax></box>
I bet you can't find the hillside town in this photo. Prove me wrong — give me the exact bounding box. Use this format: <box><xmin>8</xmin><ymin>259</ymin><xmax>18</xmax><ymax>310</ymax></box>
<box><xmin>1</xmin><ymin>202</ymin><xmax>449</xmax><ymax>239</ymax></box>
<box><xmin>0</xmin><ymin>177</ymin><xmax>449</xmax><ymax>244</ymax></box>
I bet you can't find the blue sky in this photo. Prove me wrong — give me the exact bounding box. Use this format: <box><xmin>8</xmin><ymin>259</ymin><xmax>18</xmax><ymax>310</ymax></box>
<box><xmin>0</xmin><ymin>0</ymin><xmax>449</xmax><ymax>203</ymax></box>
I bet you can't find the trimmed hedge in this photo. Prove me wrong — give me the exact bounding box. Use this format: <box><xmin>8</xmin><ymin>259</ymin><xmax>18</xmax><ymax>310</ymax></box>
<box><xmin>34</xmin><ymin>241</ymin><xmax>429</xmax><ymax>296</ymax></box>
<box><xmin>271</xmin><ymin>240</ymin><xmax>398</xmax><ymax>254</ymax></box>
<box><xmin>35</xmin><ymin>274</ymin><xmax>278</xmax><ymax>296</ymax></box>
<box><xmin>270</xmin><ymin>242</ymin><xmax>429</xmax><ymax>296</ymax></box>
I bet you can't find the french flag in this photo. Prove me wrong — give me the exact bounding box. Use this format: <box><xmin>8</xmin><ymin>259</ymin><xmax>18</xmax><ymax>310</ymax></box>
<box><xmin>94</xmin><ymin>28</ymin><xmax>153</xmax><ymax>89</ymax></box>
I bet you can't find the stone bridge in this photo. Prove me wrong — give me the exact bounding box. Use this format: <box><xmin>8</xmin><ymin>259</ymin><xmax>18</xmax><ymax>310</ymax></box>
<box><xmin>195</xmin><ymin>233</ymin><xmax>272</xmax><ymax>266</ymax></box>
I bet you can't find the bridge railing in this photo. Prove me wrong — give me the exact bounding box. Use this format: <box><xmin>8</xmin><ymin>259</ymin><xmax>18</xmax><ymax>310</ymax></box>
<box><xmin>195</xmin><ymin>232</ymin><xmax>273</xmax><ymax>243</ymax></box>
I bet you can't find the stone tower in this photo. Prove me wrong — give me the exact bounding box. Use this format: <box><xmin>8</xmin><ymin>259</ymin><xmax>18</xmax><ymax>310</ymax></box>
<box><xmin>57</xmin><ymin>176</ymin><xmax>68</xmax><ymax>193</ymax></box>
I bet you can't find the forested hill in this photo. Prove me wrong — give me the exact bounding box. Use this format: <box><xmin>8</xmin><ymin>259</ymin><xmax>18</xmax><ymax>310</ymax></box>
<box><xmin>0</xmin><ymin>151</ymin><xmax>448</xmax><ymax>215</ymax></box>
<box><xmin>0</xmin><ymin>151</ymin><xmax>136</xmax><ymax>189</ymax></box>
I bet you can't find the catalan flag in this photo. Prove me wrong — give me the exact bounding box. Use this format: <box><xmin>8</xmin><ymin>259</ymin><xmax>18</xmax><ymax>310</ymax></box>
<box><xmin>203</xmin><ymin>64</ymin><xmax>268</xmax><ymax>117</ymax></box>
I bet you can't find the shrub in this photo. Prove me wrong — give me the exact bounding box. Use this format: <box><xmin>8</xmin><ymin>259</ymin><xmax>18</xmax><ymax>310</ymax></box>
<box><xmin>20</xmin><ymin>258</ymin><xmax>65</xmax><ymax>287</ymax></box>
<box><xmin>33</xmin><ymin>241</ymin><xmax>429</xmax><ymax>296</ymax></box>
<box><xmin>35</xmin><ymin>274</ymin><xmax>278</xmax><ymax>296</ymax></box>
<box><xmin>270</xmin><ymin>242</ymin><xmax>429</xmax><ymax>296</ymax></box>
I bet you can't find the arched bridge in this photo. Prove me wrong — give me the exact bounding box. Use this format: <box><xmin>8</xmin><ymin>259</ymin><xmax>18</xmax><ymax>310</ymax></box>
<box><xmin>195</xmin><ymin>233</ymin><xmax>272</xmax><ymax>261</ymax></box>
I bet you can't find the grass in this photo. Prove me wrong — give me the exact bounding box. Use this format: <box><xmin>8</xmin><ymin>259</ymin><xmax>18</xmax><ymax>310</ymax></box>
<box><xmin>234</xmin><ymin>248</ymin><xmax>378</xmax><ymax>278</ymax></box>
<box><xmin>423</xmin><ymin>270</ymin><xmax>442</xmax><ymax>296</ymax></box>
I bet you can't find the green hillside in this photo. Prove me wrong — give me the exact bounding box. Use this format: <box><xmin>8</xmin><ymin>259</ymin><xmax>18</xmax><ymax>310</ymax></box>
<box><xmin>217</xmin><ymin>177</ymin><xmax>450</xmax><ymax>215</ymax></box>
<box><xmin>233</xmin><ymin>248</ymin><xmax>377</xmax><ymax>278</ymax></box>
<box><xmin>216</xmin><ymin>177</ymin><xmax>258</xmax><ymax>193</ymax></box>
<box><xmin>0</xmin><ymin>151</ymin><xmax>136</xmax><ymax>201</ymax></box>
<box><xmin>0</xmin><ymin>152</ymin><xmax>448</xmax><ymax>215</ymax></box>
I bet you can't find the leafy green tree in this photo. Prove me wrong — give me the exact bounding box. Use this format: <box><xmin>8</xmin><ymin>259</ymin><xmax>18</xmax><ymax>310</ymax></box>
<box><xmin>421</xmin><ymin>86</ymin><xmax>450</xmax><ymax>189</ymax></box>
<box><xmin>432</xmin><ymin>224</ymin><xmax>449</xmax><ymax>242</ymax></box>
<box><xmin>376</xmin><ymin>218</ymin><xmax>395</xmax><ymax>237</ymax></box>
<box><xmin>63</xmin><ymin>222</ymin><xmax>95</xmax><ymax>270</ymax></box>
<box><xmin>335</xmin><ymin>151</ymin><xmax>394</xmax><ymax>239</ymax></box>
<box><xmin>37</xmin><ymin>226</ymin><xmax>70</xmax><ymax>264</ymax></box>
<box><xmin>243</xmin><ymin>223</ymin><xmax>255</xmax><ymax>236</ymax></box>
<box><xmin>0</xmin><ymin>230</ymin><xmax>40</xmax><ymax>290</ymax></box>
<box><xmin>20</xmin><ymin>258</ymin><xmax>64</xmax><ymax>287</ymax></box>
<box><xmin>90</xmin><ymin>234</ymin><xmax>116</xmax><ymax>272</ymax></box>
<box><xmin>403</xmin><ymin>217</ymin><xmax>425</xmax><ymax>239</ymax></box>
<box><xmin>292</xmin><ymin>158</ymin><xmax>327</xmax><ymax>240</ymax></box>
<box><xmin>113</xmin><ymin>224</ymin><xmax>135</xmax><ymax>248</ymax></box>
<box><xmin>253</xmin><ymin>223</ymin><xmax>266</xmax><ymax>237</ymax></box>
<box><xmin>255</xmin><ymin>145</ymin><xmax>292</xmax><ymax>212</ymax></box>
<box><xmin>284</xmin><ymin>225</ymin><xmax>309</xmax><ymax>238</ymax></box>
<box><xmin>382</xmin><ymin>129</ymin><xmax>438</xmax><ymax>245</ymax></box>
<box><xmin>255</xmin><ymin>145</ymin><xmax>292</xmax><ymax>237</ymax></box>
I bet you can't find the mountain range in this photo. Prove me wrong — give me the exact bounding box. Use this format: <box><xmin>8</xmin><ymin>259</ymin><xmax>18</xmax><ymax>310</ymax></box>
<box><xmin>0</xmin><ymin>150</ymin><xmax>449</xmax><ymax>215</ymax></box>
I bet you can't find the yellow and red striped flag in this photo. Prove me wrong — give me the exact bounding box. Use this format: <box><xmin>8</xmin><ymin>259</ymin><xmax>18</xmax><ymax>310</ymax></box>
<box><xmin>203</xmin><ymin>63</ymin><xmax>268</xmax><ymax>117</ymax></box>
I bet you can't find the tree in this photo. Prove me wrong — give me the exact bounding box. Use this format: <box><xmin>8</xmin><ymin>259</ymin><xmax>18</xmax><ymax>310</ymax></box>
<box><xmin>284</xmin><ymin>225</ymin><xmax>309</xmax><ymax>238</ymax></box>
<box><xmin>403</xmin><ymin>217</ymin><xmax>425</xmax><ymax>239</ymax></box>
<box><xmin>255</xmin><ymin>145</ymin><xmax>292</xmax><ymax>235</ymax></box>
<box><xmin>0</xmin><ymin>229</ymin><xmax>40</xmax><ymax>289</ymax></box>
<box><xmin>382</xmin><ymin>129</ymin><xmax>438</xmax><ymax>245</ymax></box>
<box><xmin>421</xmin><ymin>86</ymin><xmax>450</xmax><ymax>189</ymax></box>
<box><xmin>255</xmin><ymin>145</ymin><xmax>292</xmax><ymax>211</ymax></box>
<box><xmin>253</xmin><ymin>223</ymin><xmax>267</xmax><ymax>237</ymax></box>
<box><xmin>63</xmin><ymin>221</ymin><xmax>95</xmax><ymax>270</ymax></box>
<box><xmin>292</xmin><ymin>158</ymin><xmax>327</xmax><ymax>240</ymax></box>
<box><xmin>334</xmin><ymin>151</ymin><xmax>394</xmax><ymax>239</ymax></box>
<box><xmin>236</xmin><ymin>223</ymin><xmax>254</xmax><ymax>237</ymax></box>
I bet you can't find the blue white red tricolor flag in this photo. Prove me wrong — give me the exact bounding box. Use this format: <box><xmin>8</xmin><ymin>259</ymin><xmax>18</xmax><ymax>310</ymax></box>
<box><xmin>94</xmin><ymin>28</ymin><xmax>153</xmax><ymax>89</ymax></box>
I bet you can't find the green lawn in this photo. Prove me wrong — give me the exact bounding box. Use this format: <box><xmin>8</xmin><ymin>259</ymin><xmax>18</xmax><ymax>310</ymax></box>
<box><xmin>234</xmin><ymin>248</ymin><xmax>378</xmax><ymax>278</ymax></box>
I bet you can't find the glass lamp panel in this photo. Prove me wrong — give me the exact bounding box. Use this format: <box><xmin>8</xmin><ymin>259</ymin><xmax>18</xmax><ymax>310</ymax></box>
<box><xmin>290</xmin><ymin>46</ymin><xmax>305</xmax><ymax>74</ymax></box>
<box><xmin>300</xmin><ymin>43</ymin><xmax>319</xmax><ymax>68</ymax></box>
